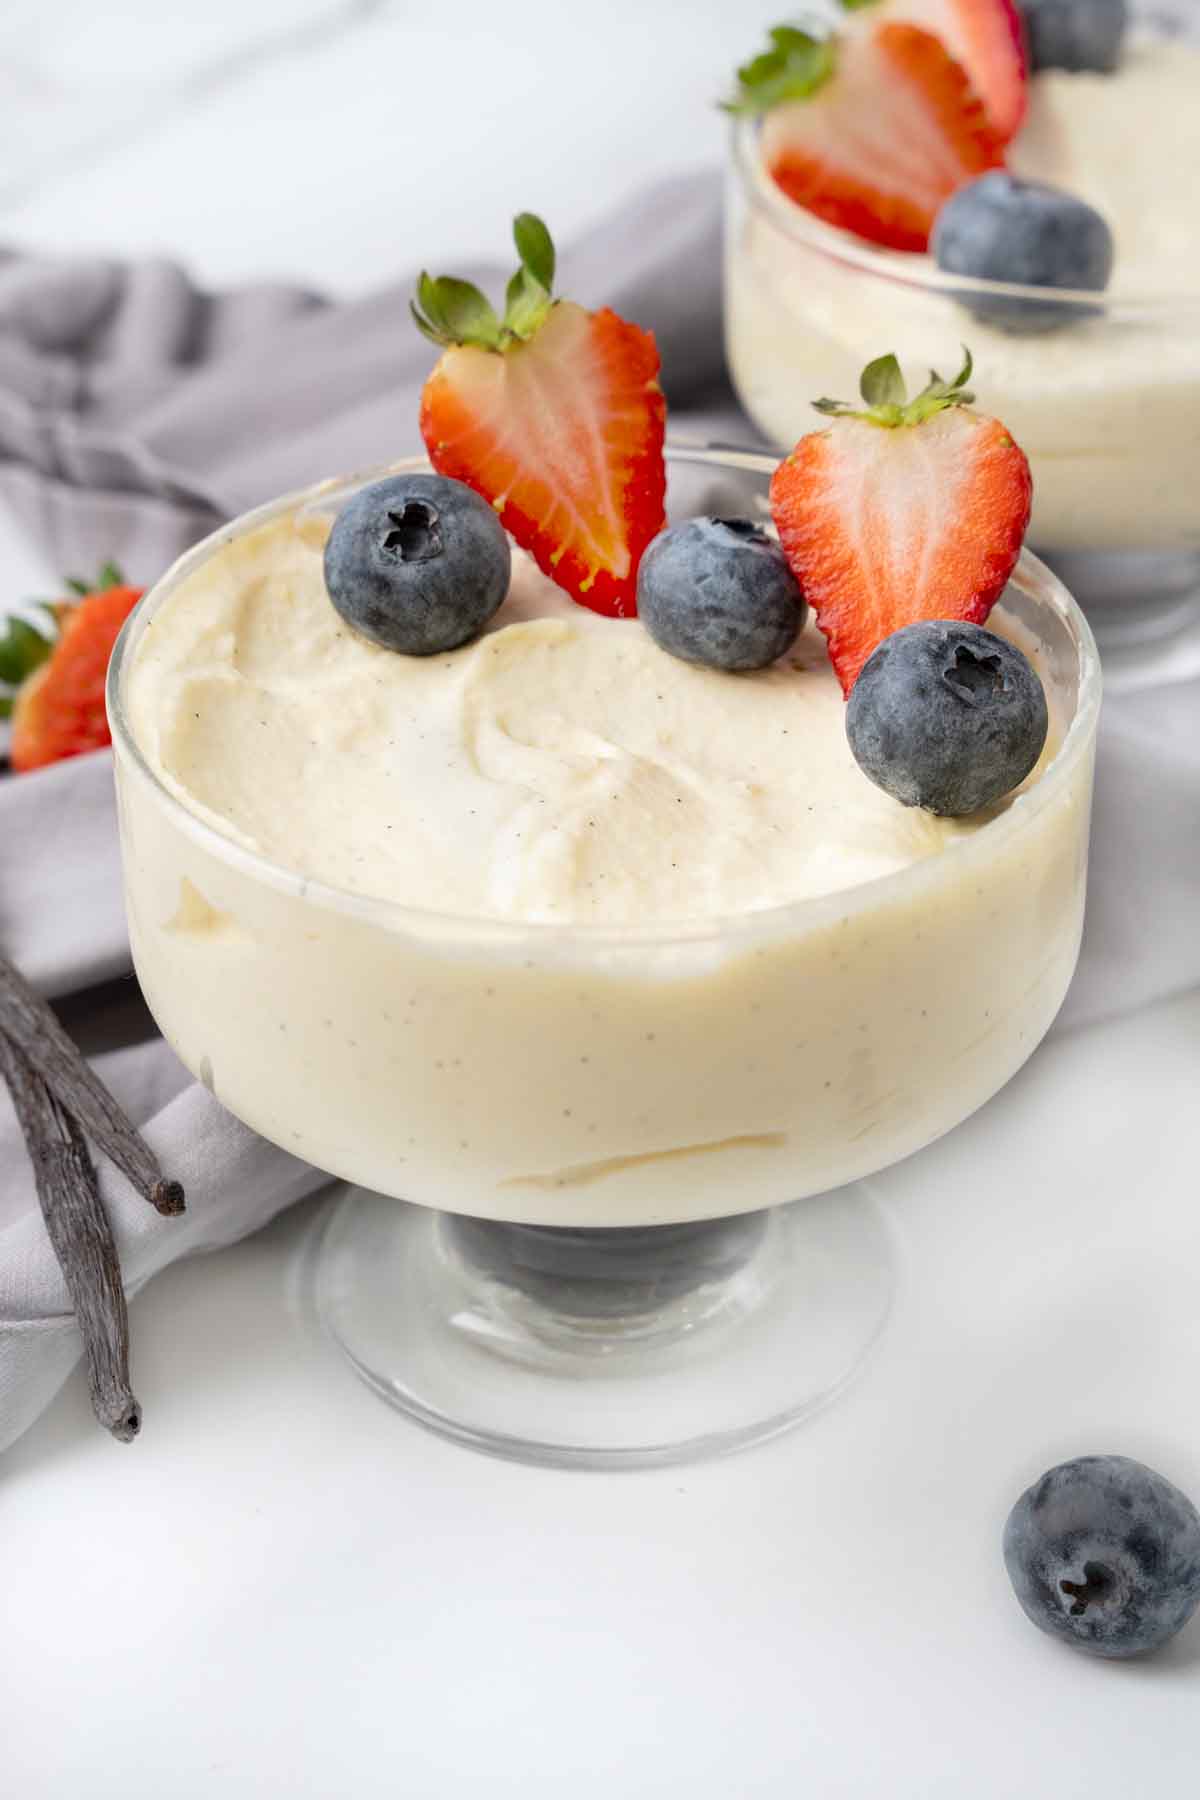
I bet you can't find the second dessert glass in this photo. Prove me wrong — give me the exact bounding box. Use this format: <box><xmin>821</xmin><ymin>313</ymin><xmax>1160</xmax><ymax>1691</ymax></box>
<box><xmin>725</xmin><ymin>106</ymin><xmax>1200</xmax><ymax>690</ymax></box>
<box><xmin>108</xmin><ymin>446</ymin><xmax>1101</xmax><ymax>1469</ymax></box>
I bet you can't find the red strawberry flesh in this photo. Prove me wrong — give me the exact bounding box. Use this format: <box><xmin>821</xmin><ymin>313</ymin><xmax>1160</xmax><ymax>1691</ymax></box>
<box><xmin>420</xmin><ymin>301</ymin><xmax>666</xmax><ymax>618</ymax></box>
<box><xmin>853</xmin><ymin>0</ymin><xmax>1029</xmax><ymax>143</ymax></box>
<box><xmin>10</xmin><ymin>584</ymin><xmax>142</xmax><ymax>773</ymax></box>
<box><xmin>763</xmin><ymin>22</ymin><xmax>1006</xmax><ymax>253</ymax></box>
<box><xmin>770</xmin><ymin>408</ymin><xmax>1032</xmax><ymax>696</ymax></box>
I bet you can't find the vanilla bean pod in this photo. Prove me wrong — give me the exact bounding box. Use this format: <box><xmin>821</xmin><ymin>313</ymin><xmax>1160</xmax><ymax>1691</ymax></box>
<box><xmin>0</xmin><ymin>953</ymin><xmax>184</xmax><ymax>1216</ymax></box>
<box><xmin>0</xmin><ymin>1031</ymin><xmax>140</xmax><ymax>1441</ymax></box>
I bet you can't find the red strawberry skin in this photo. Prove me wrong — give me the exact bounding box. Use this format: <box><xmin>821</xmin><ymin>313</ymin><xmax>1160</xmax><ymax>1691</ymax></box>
<box><xmin>11</xmin><ymin>585</ymin><xmax>143</xmax><ymax>773</ymax></box>
<box><xmin>419</xmin><ymin>301</ymin><xmax>667</xmax><ymax>619</ymax></box>
<box><xmin>857</xmin><ymin>0</ymin><xmax>1029</xmax><ymax>143</ymax></box>
<box><xmin>770</xmin><ymin>410</ymin><xmax>1032</xmax><ymax>696</ymax></box>
<box><xmin>764</xmin><ymin>23</ymin><xmax>1006</xmax><ymax>254</ymax></box>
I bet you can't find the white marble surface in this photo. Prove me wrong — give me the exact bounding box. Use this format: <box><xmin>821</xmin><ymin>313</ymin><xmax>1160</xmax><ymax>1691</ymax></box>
<box><xmin>0</xmin><ymin>0</ymin><xmax>789</xmax><ymax>292</ymax></box>
<box><xmin>1</xmin><ymin>8</ymin><xmax>1198</xmax><ymax>1798</ymax></box>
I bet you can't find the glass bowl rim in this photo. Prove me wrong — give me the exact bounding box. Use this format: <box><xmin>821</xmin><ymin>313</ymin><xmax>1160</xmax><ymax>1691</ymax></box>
<box><xmin>107</xmin><ymin>442</ymin><xmax>1102</xmax><ymax>951</ymax></box>
<box><xmin>728</xmin><ymin>113</ymin><xmax>1200</xmax><ymax>321</ymax></box>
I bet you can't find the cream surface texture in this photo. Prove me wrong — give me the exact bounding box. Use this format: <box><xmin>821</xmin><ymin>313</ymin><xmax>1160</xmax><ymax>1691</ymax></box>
<box><xmin>124</xmin><ymin>514</ymin><xmax>1008</xmax><ymax>926</ymax></box>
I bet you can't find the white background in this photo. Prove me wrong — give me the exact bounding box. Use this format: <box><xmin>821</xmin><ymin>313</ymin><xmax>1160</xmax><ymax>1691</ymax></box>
<box><xmin>2</xmin><ymin>6</ymin><xmax>1199</xmax><ymax>1796</ymax></box>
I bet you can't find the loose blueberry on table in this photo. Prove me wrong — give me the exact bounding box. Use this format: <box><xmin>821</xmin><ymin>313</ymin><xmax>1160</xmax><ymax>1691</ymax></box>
<box><xmin>1005</xmin><ymin>1456</ymin><xmax>1200</xmax><ymax>1658</ymax></box>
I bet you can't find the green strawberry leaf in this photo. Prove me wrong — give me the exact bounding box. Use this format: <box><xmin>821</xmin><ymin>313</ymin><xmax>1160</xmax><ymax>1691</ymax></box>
<box><xmin>512</xmin><ymin>213</ymin><xmax>555</xmax><ymax>295</ymax></box>
<box><xmin>503</xmin><ymin>265</ymin><xmax>551</xmax><ymax>340</ymax></box>
<box><xmin>911</xmin><ymin>346</ymin><xmax>976</xmax><ymax>416</ymax></box>
<box><xmin>839</xmin><ymin>0</ymin><xmax>881</xmax><ymax>10</ymax></box>
<box><xmin>859</xmin><ymin>353</ymin><xmax>907</xmax><ymax>410</ymax></box>
<box><xmin>64</xmin><ymin>561</ymin><xmax>126</xmax><ymax>596</ymax></box>
<box><xmin>412</xmin><ymin>214</ymin><xmax>558</xmax><ymax>355</ymax></box>
<box><xmin>813</xmin><ymin>347</ymin><xmax>977</xmax><ymax>428</ymax></box>
<box><xmin>0</xmin><ymin>614</ymin><xmax>55</xmax><ymax>687</ymax></box>
<box><xmin>413</xmin><ymin>274</ymin><xmax>502</xmax><ymax>350</ymax></box>
<box><xmin>723</xmin><ymin>24</ymin><xmax>836</xmax><ymax>117</ymax></box>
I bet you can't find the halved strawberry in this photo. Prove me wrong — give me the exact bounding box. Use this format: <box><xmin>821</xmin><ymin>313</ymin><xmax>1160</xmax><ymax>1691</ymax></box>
<box><xmin>10</xmin><ymin>575</ymin><xmax>143</xmax><ymax>773</ymax></box>
<box><xmin>414</xmin><ymin>214</ymin><xmax>666</xmax><ymax>618</ymax></box>
<box><xmin>731</xmin><ymin>22</ymin><xmax>1006</xmax><ymax>253</ymax></box>
<box><xmin>846</xmin><ymin>0</ymin><xmax>1029</xmax><ymax>143</ymax></box>
<box><xmin>769</xmin><ymin>351</ymin><xmax>1032</xmax><ymax>696</ymax></box>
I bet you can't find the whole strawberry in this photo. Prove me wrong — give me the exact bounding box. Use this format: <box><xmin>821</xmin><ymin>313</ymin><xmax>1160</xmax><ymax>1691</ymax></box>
<box><xmin>413</xmin><ymin>214</ymin><xmax>667</xmax><ymax>619</ymax></box>
<box><xmin>9</xmin><ymin>566</ymin><xmax>143</xmax><ymax>773</ymax></box>
<box><xmin>769</xmin><ymin>350</ymin><xmax>1032</xmax><ymax>695</ymax></box>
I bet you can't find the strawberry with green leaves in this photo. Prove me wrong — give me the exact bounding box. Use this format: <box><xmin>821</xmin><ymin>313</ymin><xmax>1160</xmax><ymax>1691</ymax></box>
<box><xmin>729</xmin><ymin>19</ymin><xmax>1006</xmax><ymax>253</ymax></box>
<box><xmin>6</xmin><ymin>564</ymin><xmax>143</xmax><ymax>773</ymax></box>
<box><xmin>769</xmin><ymin>350</ymin><xmax>1032</xmax><ymax>696</ymax></box>
<box><xmin>414</xmin><ymin>214</ymin><xmax>667</xmax><ymax>619</ymax></box>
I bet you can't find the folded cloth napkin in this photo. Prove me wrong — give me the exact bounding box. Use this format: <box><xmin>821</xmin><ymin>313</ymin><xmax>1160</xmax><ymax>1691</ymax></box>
<box><xmin>1</xmin><ymin>174</ymin><xmax>1198</xmax><ymax>1454</ymax></box>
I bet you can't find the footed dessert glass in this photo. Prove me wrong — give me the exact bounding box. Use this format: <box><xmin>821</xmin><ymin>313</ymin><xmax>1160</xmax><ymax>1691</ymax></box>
<box><xmin>725</xmin><ymin>114</ymin><xmax>1200</xmax><ymax>690</ymax></box>
<box><xmin>108</xmin><ymin>447</ymin><xmax>1101</xmax><ymax>1468</ymax></box>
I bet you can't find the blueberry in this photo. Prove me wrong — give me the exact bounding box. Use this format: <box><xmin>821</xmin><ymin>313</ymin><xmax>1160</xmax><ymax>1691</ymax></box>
<box><xmin>636</xmin><ymin>518</ymin><xmax>806</xmax><ymax>672</ymax></box>
<box><xmin>324</xmin><ymin>473</ymin><xmax>510</xmax><ymax>655</ymax></box>
<box><xmin>845</xmin><ymin>621</ymin><xmax>1048</xmax><ymax>817</ymax></box>
<box><xmin>1018</xmin><ymin>0</ymin><xmax>1128</xmax><ymax>74</ymax></box>
<box><xmin>1004</xmin><ymin>1456</ymin><xmax>1200</xmax><ymax>1659</ymax></box>
<box><xmin>933</xmin><ymin>172</ymin><xmax>1114</xmax><ymax>334</ymax></box>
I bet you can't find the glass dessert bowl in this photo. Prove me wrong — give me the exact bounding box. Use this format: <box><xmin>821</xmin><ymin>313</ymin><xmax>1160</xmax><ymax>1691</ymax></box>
<box><xmin>107</xmin><ymin>445</ymin><xmax>1100</xmax><ymax>1468</ymax></box>
<box><xmin>724</xmin><ymin>17</ymin><xmax>1200</xmax><ymax>688</ymax></box>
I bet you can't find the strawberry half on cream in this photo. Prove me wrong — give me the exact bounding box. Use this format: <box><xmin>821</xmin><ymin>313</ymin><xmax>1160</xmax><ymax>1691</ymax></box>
<box><xmin>769</xmin><ymin>349</ymin><xmax>1033</xmax><ymax>695</ymax></box>
<box><xmin>413</xmin><ymin>214</ymin><xmax>667</xmax><ymax>618</ymax></box>
<box><xmin>728</xmin><ymin>20</ymin><xmax>1007</xmax><ymax>253</ymax></box>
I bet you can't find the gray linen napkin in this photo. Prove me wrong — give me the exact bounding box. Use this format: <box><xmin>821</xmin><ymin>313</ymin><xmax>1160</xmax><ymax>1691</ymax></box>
<box><xmin>0</xmin><ymin>175</ymin><xmax>1197</xmax><ymax>1453</ymax></box>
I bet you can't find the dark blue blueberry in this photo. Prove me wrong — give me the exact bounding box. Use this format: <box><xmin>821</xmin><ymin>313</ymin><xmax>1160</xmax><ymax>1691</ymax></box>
<box><xmin>1004</xmin><ymin>1456</ymin><xmax>1200</xmax><ymax>1659</ymax></box>
<box><xmin>845</xmin><ymin>621</ymin><xmax>1048</xmax><ymax>817</ymax></box>
<box><xmin>932</xmin><ymin>172</ymin><xmax>1114</xmax><ymax>334</ymax></box>
<box><xmin>636</xmin><ymin>518</ymin><xmax>806</xmax><ymax>672</ymax></box>
<box><xmin>324</xmin><ymin>473</ymin><xmax>510</xmax><ymax>655</ymax></box>
<box><xmin>1018</xmin><ymin>0</ymin><xmax>1128</xmax><ymax>73</ymax></box>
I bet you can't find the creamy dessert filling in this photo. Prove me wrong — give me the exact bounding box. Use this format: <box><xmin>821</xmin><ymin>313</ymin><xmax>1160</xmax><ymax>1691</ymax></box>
<box><xmin>125</xmin><ymin>514</ymin><xmax>1058</xmax><ymax>926</ymax></box>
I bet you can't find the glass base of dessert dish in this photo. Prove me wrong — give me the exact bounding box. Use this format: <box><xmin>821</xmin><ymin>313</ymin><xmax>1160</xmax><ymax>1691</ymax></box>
<box><xmin>313</xmin><ymin>1185</ymin><xmax>894</xmax><ymax>1470</ymax></box>
<box><xmin>108</xmin><ymin>445</ymin><xmax>1100</xmax><ymax>1470</ymax></box>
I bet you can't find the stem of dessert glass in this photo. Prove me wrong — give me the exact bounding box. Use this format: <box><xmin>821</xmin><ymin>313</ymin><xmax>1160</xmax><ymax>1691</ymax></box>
<box><xmin>441</xmin><ymin>1212</ymin><xmax>771</xmax><ymax>1329</ymax></box>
